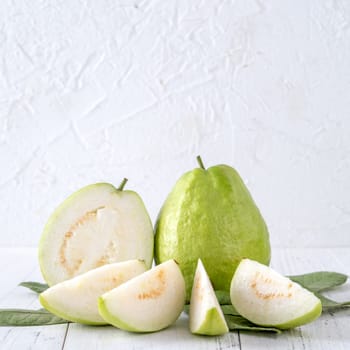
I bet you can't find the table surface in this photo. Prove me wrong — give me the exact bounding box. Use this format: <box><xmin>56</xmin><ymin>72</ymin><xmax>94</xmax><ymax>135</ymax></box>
<box><xmin>0</xmin><ymin>247</ymin><xmax>349</xmax><ymax>350</ymax></box>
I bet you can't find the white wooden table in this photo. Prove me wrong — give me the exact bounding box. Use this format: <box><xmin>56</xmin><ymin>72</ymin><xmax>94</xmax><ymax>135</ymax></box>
<box><xmin>0</xmin><ymin>247</ymin><xmax>349</xmax><ymax>350</ymax></box>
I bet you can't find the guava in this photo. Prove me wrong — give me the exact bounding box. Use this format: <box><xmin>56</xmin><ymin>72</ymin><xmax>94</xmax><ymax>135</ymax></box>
<box><xmin>154</xmin><ymin>156</ymin><xmax>271</xmax><ymax>300</ymax></box>
<box><xmin>98</xmin><ymin>260</ymin><xmax>186</xmax><ymax>332</ymax></box>
<box><xmin>230</xmin><ymin>259</ymin><xmax>322</xmax><ymax>329</ymax></box>
<box><xmin>189</xmin><ymin>259</ymin><xmax>228</xmax><ymax>335</ymax></box>
<box><xmin>38</xmin><ymin>179</ymin><xmax>153</xmax><ymax>286</ymax></box>
<box><xmin>39</xmin><ymin>260</ymin><xmax>146</xmax><ymax>325</ymax></box>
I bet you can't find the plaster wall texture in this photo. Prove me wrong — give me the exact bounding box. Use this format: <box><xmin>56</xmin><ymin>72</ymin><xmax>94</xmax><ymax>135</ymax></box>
<box><xmin>0</xmin><ymin>0</ymin><xmax>349</xmax><ymax>248</ymax></box>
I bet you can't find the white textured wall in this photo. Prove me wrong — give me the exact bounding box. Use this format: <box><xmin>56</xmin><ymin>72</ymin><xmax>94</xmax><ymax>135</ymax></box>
<box><xmin>0</xmin><ymin>0</ymin><xmax>349</xmax><ymax>248</ymax></box>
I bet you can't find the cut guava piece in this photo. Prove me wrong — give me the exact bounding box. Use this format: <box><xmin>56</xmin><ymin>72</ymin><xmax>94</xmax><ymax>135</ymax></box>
<box><xmin>38</xmin><ymin>180</ymin><xmax>154</xmax><ymax>286</ymax></box>
<box><xmin>155</xmin><ymin>156</ymin><xmax>270</xmax><ymax>301</ymax></box>
<box><xmin>39</xmin><ymin>259</ymin><xmax>147</xmax><ymax>325</ymax></box>
<box><xmin>98</xmin><ymin>259</ymin><xmax>186</xmax><ymax>332</ymax></box>
<box><xmin>230</xmin><ymin>259</ymin><xmax>322</xmax><ymax>329</ymax></box>
<box><xmin>189</xmin><ymin>259</ymin><xmax>228</xmax><ymax>335</ymax></box>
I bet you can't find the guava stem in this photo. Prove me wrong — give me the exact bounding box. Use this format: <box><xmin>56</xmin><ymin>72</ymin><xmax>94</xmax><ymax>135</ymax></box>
<box><xmin>117</xmin><ymin>178</ymin><xmax>128</xmax><ymax>191</ymax></box>
<box><xmin>196</xmin><ymin>155</ymin><xmax>206</xmax><ymax>170</ymax></box>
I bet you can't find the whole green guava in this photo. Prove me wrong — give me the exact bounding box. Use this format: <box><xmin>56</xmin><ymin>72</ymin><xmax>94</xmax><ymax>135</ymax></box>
<box><xmin>154</xmin><ymin>157</ymin><xmax>271</xmax><ymax>301</ymax></box>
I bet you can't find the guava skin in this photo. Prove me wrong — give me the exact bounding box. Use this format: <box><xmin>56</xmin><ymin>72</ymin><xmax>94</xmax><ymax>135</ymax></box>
<box><xmin>193</xmin><ymin>307</ymin><xmax>228</xmax><ymax>336</ymax></box>
<box><xmin>154</xmin><ymin>164</ymin><xmax>271</xmax><ymax>301</ymax></box>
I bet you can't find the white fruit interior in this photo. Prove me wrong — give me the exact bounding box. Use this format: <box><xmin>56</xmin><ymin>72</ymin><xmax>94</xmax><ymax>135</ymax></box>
<box><xmin>100</xmin><ymin>260</ymin><xmax>185</xmax><ymax>332</ymax></box>
<box><xmin>230</xmin><ymin>259</ymin><xmax>321</xmax><ymax>326</ymax></box>
<box><xmin>189</xmin><ymin>259</ymin><xmax>227</xmax><ymax>333</ymax></box>
<box><xmin>40</xmin><ymin>260</ymin><xmax>147</xmax><ymax>323</ymax></box>
<box><xmin>39</xmin><ymin>184</ymin><xmax>153</xmax><ymax>285</ymax></box>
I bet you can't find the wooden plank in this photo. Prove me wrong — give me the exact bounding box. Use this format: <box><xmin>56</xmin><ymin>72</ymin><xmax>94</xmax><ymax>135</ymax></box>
<box><xmin>0</xmin><ymin>247</ymin><xmax>68</xmax><ymax>350</ymax></box>
<box><xmin>63</xmin><ymin>315</ymin><xmax>240</xmax><ymax>350</ymax></box>
<box><xmin>239</xmin><ymin>247</ymin><xmax>350</xmax><ymax>350</ymax></box>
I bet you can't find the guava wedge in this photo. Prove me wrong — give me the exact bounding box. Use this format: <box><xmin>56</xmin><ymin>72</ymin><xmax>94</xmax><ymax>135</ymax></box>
<box><xmin>230</xmin><ymin>259</ymin><xmax>322</xmax><ymax>329</ymax></box>
<box><xmin>98</xmin><ymin>259</ymin><xmax>186</xmax><ymax>332</ymax></box>
<box><xmin>155</xmin><ymin>156</ymin><xmax>270</xmax><ymax>300</ymax></box>
<box><xmin>189</xmin><ymin>259</ymin><xmax>228</xmax><ymax>335</ymax></box>
<box><xmin>38</xmin><ymin>180</ymin><xmax>154</xmax><ymax>286</ymax></box>
<box><xmin>39</xmin><ymin>259</ymin><xmax>147</xmax><ymax>325</ymax></box>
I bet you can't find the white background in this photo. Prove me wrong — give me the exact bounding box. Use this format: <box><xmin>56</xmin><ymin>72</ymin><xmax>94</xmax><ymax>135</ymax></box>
<box><xmin>0</xmin><ymin>0</ymin><xmax>349</xmax><ymax>248</ymax></box>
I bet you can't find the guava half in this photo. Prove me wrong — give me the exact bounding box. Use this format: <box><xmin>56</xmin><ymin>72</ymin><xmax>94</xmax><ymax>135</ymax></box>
<box><xmin>189</xmin><ymin>259</ymin><xmax>228</xmax><ymax>335</ymax></box>
<box><xmin>230</xmin><ymin>259</ymin><xmax>322</xmax><ymax>329</ymax></box>
<box><xmin>39</xmin><ymin>259</ymin><xmax>147</xmax><ymax>325</ymax></box>
<box><xmin>98</xmin><ymin>260</ymin><xmax>186</xmax><ymax>332</ymax></box>
<box><xmin>38</xmin><ymin>180</ymin><xmax>153</xmax><ymax>286</ymax></box>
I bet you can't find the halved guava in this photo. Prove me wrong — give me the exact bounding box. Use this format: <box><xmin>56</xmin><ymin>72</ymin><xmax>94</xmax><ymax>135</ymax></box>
<box><xmin>38</xmin><ymin>181</ymin><xmax>153</xmax><ymax>286</ymax></box>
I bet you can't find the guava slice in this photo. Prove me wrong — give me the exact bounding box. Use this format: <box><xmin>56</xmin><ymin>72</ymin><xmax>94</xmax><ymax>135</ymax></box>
<box><xmin>38</xmin><ymin>181</ymin><xmax>154</xmax><ymax>286</ymax></box>
<box><xmin>189</xmin><ymin>259</ymin><xmax>228</xmax><ymax>335</ymax></box>
<box><xmin>98</xmin><ymin>259</ymin><xmax>186</xmax><ymax>332</ymax></box>
<box><xmin>230</xmin><ymin>259</ymin><xmax>322</xmax><ymax>329</ymax></box>
<box><xmin>39</xmin><ymin>259</ymin><xmax>147</xmax><ymax>325</ymax></box>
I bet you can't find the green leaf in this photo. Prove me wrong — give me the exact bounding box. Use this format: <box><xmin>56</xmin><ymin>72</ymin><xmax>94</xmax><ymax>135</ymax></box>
<box><xmin>316</xmin><ymin>293</ymin><xmax>350</xmax><ymax>309</ymax></box>
<box><xmin>289</xmin><ymin>272</ymin><xmax>348</xmax><ymax>292</ymax></box>
<box><xmin>215</xmin><ymin>290</ymin><xmax>231</xmax><ymax>304</ymax></box>
<box><xmin>224</xmin><ymin>315</ymin><xmax>281</xmax><ymax>334</ymax></box>
<box><xmin>19</xmin><ymin>282</ymin><xmax>49</xmax><ymax>294</ymax></box>
<box><xmin>221</xmin><ymin>304</ymin><xmax>240</xmax><ymax>316</ymax></box>
<box><xmin>0</xmin><ymin>309</ymin><xmax>68</xmax><ymax>326</ymax></box>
